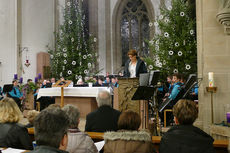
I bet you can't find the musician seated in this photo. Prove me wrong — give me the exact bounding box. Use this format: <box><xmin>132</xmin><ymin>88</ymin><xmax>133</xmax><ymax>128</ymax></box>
<box><xmin>8</xmin><ymin>80</ymin><xmax>23</xmax><ymax>109</ymax></box>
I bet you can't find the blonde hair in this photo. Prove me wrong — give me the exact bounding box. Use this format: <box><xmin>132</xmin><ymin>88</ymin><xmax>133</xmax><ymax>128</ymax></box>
<box><xmin>0</xmin><ymin>97</ymin><xmax>22</xmax><ymax>123</ymax></box>
<box><xmin>27</xmin><ymin>110</ymin><xmax>40</xmax><ymax>125</ymax></box>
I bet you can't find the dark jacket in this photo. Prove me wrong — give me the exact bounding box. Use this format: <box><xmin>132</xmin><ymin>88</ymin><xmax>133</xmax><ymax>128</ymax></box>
<box><xmin>27</xmin><ymin>145</ymin><xmax>69</xmax><ymax>153</ymax></box>
<box><xmin>124</xmin><ymin>57</ymin><xmax>147</xmax><ymax>77</ymax></box>
<box><xmin>0</xmin><ymin>123</ymin><xmax>33</xmax><ymax>150</ymax></box>
<box><xmin>159</xmin><ymin>125</ymin><xmax>215</xmax><ymax>153</ymax></box>
<box><xmin>85</xmin><ymin>105</ymin><xmax>121</xmax><ymax>132</ymax></box>
<box><xmin>104</xmin><ymin>130</ymin><xmax>156</xmax><ymax>153</ymax></box>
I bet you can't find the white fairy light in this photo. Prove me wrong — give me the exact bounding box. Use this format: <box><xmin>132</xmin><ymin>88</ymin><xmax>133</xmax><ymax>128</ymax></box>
<box><xmin>63</xmin><ymin>48</ymin><xmax>67</xmax><ymax>52</ymax></box>
<box><xmin>63</xmin><ymin>53</ymin><xmax>67</xmax><ymax>57</ymax></box>
<box><xmin>83</xmin><ymin>55</ymin><xmax>87</xmax><ymax>59</ymax></box>
<box><xmin>68</xmin><ymin>70</ymin><xmax>72</xmax><ymax>75</ymax></box>
<box><xmin>72</xmin><ymin>61</ymin><xmax>76</xmax><ymax>65</ymax></box>
<box><xmin>169</xmin><ymin>51</ymin><xmax>174</xmax><ymax>55</ymax></box>
<box><xmin>148</xmin><ymin>65</ymin><xmax>153</xmax><ymax>70</ymax></box>
<box><xmin>175</xmin><ymin>42</ymin><xmax>179</xmax><ymax>47</ymax></box>
<box><xmin>173</xmin><ymin>69</ymin><xmax>178</xmax><ymax>73</ymax></box>
<box><xmin>68</xmin><ymin>20</ymin><xmax>73</xmax><ymax>25</ymax></box>
<box><xmin>149</xmin><ymin>22</ymin><xmax>153</xmax><ymax>27</ymax></box>
<box><xmin>190</xmin><ymin>30</ymin><xmax>194</xmax><ymax>35</ymax></box>
<box><xmin>159</xmin><ymin>15</ymin><xmax>164</xmax><ymax>20</ymax></box>
<box><xmin>88</xmin><ymin>63</ymin><xmax>92</xmax><ymax>68</ymax></box>
<box><xmin>64</xmin><ymin>60</ymin><xmax>67</xmax><ymax>64</ymax></box>
<box><xmin>178</xmin><ymin>51</ymin><xmax>183</xmax><ymax>56</ymax></box>
<box><xmin>185</xmin><ymin>64</ymin><xmax>191</xmax><ymax>70</ymax></box>
<box><xmin>180</xmin><ymin>12</ymin><xmax>185</xmax><ymax>16</ymax></box>
<box><xmin>67</xmin><ymin>2</ymin><xmax>71</xmax><ymax>6</ymax></box>
<box><xmin>164</xmin><ymin>32</ymin><xmax>169</xmax><ymax>38</ymax></box>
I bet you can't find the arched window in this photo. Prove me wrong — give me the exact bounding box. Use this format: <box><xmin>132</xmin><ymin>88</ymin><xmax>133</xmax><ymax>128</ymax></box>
<box><xmin>120</xmin><ymin>0</ymin><xmax>150</xmax><ymax>65</ymax></box>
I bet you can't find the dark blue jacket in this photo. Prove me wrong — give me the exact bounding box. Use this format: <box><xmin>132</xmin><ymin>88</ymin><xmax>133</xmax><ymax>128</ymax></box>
<box><xmin>124</xmin><ymin>57</ymin><xmax>147</xmax><ymax>77</ymax></box>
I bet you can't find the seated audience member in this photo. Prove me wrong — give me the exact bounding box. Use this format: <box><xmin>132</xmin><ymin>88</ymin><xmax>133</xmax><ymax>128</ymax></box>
<box><xmin>24</xmin><ymin>110</ymin><xmax>40</xmax><ymax>128</ymax></box>
<box><xmin>104</xmin><ymin>110</ymin><xmax>156</xmax><ymax>153</ymax></box>
<box><xmin>104</xmin><ymin>76</ymin><xmax>110</xmax><ymax>84</ymax></box>
<box><xmin>168</xmin><ymin>73</ymin><xmax>182</xmax><ymax>102</ymax></box>
<box><xmin>62</xmin><ymin>104</ymin><xmax>98</xmax><ymax>153</ymax></box>
<box><xmin>0</xmin><ymin>97</ymin><xmax>32</xmax><ymax>150</ymax></box>
<box><xmin>8</xmin><ymin>79</ymin><xmax>23</xmax><ymax>109</ymax></box>
<box><xmin>28</xmin><ymin>107</ymin><xmax>69</xmax><ymax>153</ymax></box>
<box><xmin>76</xmin><ymin>78</ymin><xmax>84</xmax><ymax>85</ymax></box>
<box><xmin>85</xmin><ymin>90</ymin><xmax>121</xmax><ymax>132</ymax></box>
<box><xmin>0</xmin><ymin>85</ymin><xmax>3</xmax><ymax>100</ymax></box>
<box><xmin>110</xmin><ymin>76</ymin><xmax>118</xmax><ymax>88</ymax></box>
<box><xmin>159</xmin><ymin>99</ymin><xmax>215</xmax><ymax>153</ymax></box>
<box><xmin>51</xmin><ymin>77</ymin><xmax>56</xmax><ymax>85</ymax></box>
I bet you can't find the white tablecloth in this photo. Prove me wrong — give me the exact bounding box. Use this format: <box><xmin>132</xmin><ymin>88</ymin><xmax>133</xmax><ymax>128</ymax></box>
<box><xmin>37</xmin><ymin>87</ymin><xmax>111</xmax><ymax>99</ymax></box>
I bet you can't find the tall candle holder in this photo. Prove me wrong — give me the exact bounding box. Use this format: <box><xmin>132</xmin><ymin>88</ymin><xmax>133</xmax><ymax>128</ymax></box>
<box><xmin>206</xmin><ymin>87</ymin><xmax>217</xmax><ymax>124</ymax></box>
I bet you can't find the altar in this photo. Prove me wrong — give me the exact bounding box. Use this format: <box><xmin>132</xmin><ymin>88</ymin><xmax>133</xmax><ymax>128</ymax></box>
<box><xmin>37</xmin><ymin>87</ymin><xmax>111</xmax><ymax>117</ymax></box>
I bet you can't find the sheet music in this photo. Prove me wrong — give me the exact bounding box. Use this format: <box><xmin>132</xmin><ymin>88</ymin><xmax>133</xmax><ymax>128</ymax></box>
<box><xmin>1</xmin><ymin>148</ymin><xmax>26</xmax><ymax>153</ymax></box>
<box><xmin>94</xmin><ymin>140</ymin><xmax>105</xmax><ymax>151</ymax></box>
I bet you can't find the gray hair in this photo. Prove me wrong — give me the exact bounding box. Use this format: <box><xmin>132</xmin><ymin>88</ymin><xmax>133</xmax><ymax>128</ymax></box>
<box><xmin>62</xmin><ymin>104</ymin><xmax>80</xmax><ymax>129</ymax></box>
<box><xmin>96</xmin><ymin>90</ymin><xmax>112</xmax><ymax>107</ymax></box>
<box><xmin>34</xmin><ymin>107</ymin><xmax>69</xmax><ymax>148</ymax></box>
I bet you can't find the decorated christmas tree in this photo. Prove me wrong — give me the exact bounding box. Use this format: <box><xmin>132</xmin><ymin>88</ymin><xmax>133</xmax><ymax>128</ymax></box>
<box><xmin>145</xmin><ymin>0</ymin><xmax>197</xmax><ymax>79</ymax></box>
<box><xmin>48</xmin><ymin>0</ymin><xmax>97</xmax><ymax>83</ymax></box>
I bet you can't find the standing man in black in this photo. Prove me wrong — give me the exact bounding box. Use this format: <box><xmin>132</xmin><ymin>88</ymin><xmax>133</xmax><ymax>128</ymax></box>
<box><xmin>85</xmin><ymin>90</ymin><xmax>121</xmax><ymax>132</ymax></box>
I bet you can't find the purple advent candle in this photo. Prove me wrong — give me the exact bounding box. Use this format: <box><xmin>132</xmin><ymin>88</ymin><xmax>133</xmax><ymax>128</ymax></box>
<box><xmin>14</xmin><ymin>74</ymin><xmax>18</xmax><ymax>80</ymax></box>
<box><xmin>35</xmin><ymin>77</ymin><xmax>38</xmax><ymax>83</ymax></box>
<box><xmin>38</xmin><ymin>73</ymin><xmax>42</xmax><ymax>79</ymax></box>
<box><xmin>19</xmin><ymin>77</ymin><xmax>23</xmax><ymax>84</ymax></box>
<box><xmin>227</xmin><ymin>112</ymin><xmax>230</xmax><ymax>123</ymax></box>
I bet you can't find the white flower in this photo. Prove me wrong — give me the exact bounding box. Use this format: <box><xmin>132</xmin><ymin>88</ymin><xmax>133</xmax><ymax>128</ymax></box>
<box><xmin>84</xmin><ymin>70</ymin><xmax>89</xmax><ymax>74</ymax></box>
<box><xmin>71</xmin><ymin>38</ymin><xmax>74</xmax><ymax>42</ymax></box>
<box><xmin>178</xmin><ymin>51</ymin><xmax>183</xmax><ymax>56</ymax></box>
<box><xmin>72</xmin><ymin>61</ymin><xmax>76</xmax><ymax>65</ymax></box>
<box><xmin>50</xmin><ymin>55</ymin><xmax>53</xmax><ymax>59</ymax></box>
<box><xmin>88</xmin><ymin>63</ymin><xmax>92</xmax><ymax>68</ymax></box>
<box><xmin>164</xmin><ymin>18</ymin><xmax>169</xmax><ymax>23</ymax></box>
<box><xmin>173</xmin><ymin>69</ymin><xmax>178</xmax><ymax>73</ymax></box>
<box><xmin>156</xmin><ymin>39</ymin><xmax>159</xmax><ymax>44</ymax></box>
<box><xmin>164</xmin><ymin>32</ymin><xmax>169</xmax><ymax>38</ymax></box>
<box><xmin>83</xmin><ymin>55</ymin><xmax>87</xmax><ymax>59</ymax></box>
<box><xmin>159</xmin><ymin>15</ymin><xmax>164</xmax><ymax>20</ymax></box>
<box><xmin>149</xmin><ymin>22</ymin><xmax>153</xmax><ymax>27</ymax></box>
<box><xmin>148</xmin><ymin>65</ymin><xmax>153</xmax><ymax>70</ymax></box>
<box><xmin>93</xmin><ymin>38</ymin><xmax>97</xmax><ymax>42</ymax></box>
<box><xmin>68</xmin><ymin>20</ymin><xmax>72</xmax><ymax>24</ymax></box>
<box><xmin>169</xmin><ymin>51</ymin><xmax>174</xmax><ymax>55</ymax></box>
<box><xmin>175</xmin><ymin>42</ymin><xmax>179</xmax><ymax>47</ymax></box>
<box><xmin>63</xmin><ymin>48</ymin><xmax>67</xmax><ymax>52</ymax></box>
<box><xmin>155</xmin><ymin>45</ymin><xmax>159</xmax><ymax>51</ymax></box>
<box><xmin>190</xmin><ymin>30</ymin><xmax>194</xmax><ymax>35</ymax></box>
<box><xmin>185</xmin><ymin>64</ymin><xmax>191</xmax><ymax>70</ymax></box>
<box><xmin>154</xmin><ymin>22</ymin><xmax>159</xmax><ymax>26</ymax></box>
<box><xmin>149</xmin><ymin>40</ymin><xmax>154</xmax><ymax>45</ymax></box>
<box><xmin>180</xmin><ymin>12</ymin><xmax>185</xmax><ymax>16</ymax></box>
<box><xmin>78</xmin><ymin>75</ymin><xmax>82</xmax><ymax>79</ymax></box>
<box><xmin>67</xmin><ymin>2</ymin><xmax>71</xmax><ymax>6</ymax></box>
<box><xmin>67</xmin><ymin>70</ymin><xmax>72</xmax><ymax>75</ymax></box>
<box><xmin>63</xmin><ymin>53</ymin><xmax>67</xmax><ymax>57</ymax></box>
<box><xmin>64</xmin><ymin>60</ymin><xmax>67</xmax><ymax>64</ymax></box>
<box><xmin>168</xmin><ymin>6</ymin><xmax>172</xmax><ymax>10</ymax></box>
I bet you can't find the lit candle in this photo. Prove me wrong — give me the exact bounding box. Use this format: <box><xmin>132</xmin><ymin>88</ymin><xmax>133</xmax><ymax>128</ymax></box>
<box><xmin>227</xmin><ymin>112</ymin><xmax>230</xmax><ymax>123</ymax></box>
<box><xmin>208</xmin><ymin>72</ymin><xmax>214</xmax><ymax>87</ymax></box>
<box><xmin>14</xmin><ymin>74</ymin><xmax>18</xmax><ymax>80</ymax></box>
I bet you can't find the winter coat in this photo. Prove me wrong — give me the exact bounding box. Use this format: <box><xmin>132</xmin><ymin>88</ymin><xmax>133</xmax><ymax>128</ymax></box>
<box><xmin>27</xmin><ymin>145</ymin><xmax>68</xmax><ymax>153</ymax></box>
<box><xmin>159</xmin><ymin>125</ymin><xmax>215</xmax><ymax>153</ymax></box>
<box><xmin>103</xmin><ymin>130</ymin><xmax>156</xmax><ymax>153</ymax></box>
<box><xmin>66</xmin><ymin>128</ymin><xmax>98</xmax><ymax>153</ymax></box>
<box><xmin>0</xmin><ymin>123</ymin><xmax>33</xmax><ymax>150</ymax></box>
<box><xmin>85</xmin><ymin>105</ymin><xmax>121</xmax><ymax>132</ymax></box>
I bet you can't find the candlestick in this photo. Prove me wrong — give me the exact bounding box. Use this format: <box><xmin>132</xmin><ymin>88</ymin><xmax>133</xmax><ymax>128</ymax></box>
<box><xmin>208</xmin><ymin>72</ymin><xmax>214</xmax><ymax>87</ymax></box>
<box><xmin>14</xmin><ymin>74</ymin><xmax>18</xmax><ymax>80</ymax></box>
<box><xmin>38</xmin><ymin>73</ymin><xmax>42</xmax><ymax>79</ymax></box>
<box><xmin>227</xmin><ymin>112</ymin><xmax>230</xmax><ymax>124</ymax></box>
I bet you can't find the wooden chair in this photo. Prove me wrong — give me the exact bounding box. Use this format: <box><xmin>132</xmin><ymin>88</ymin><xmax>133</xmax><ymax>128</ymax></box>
<box><xmin>164</xmin><ymin>109</ymin><xmax>173</xmax><ymax>127</ymax></box>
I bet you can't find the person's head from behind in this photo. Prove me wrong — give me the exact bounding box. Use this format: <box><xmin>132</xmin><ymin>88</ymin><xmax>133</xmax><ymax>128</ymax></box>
<box><xmin>127</xmin><ymin>49</ymin><xmax>138</xmax><ymax>62</ymax></box>
<box><xmin>27</xmin><ymin>110</ymin><xmax>39</xmax><ymax>126</ymax></box>
<box><xmin>96</xmin><ymin>90</ymin><xmax>111</xmax><ymax>107</ymax></box>
<box><xmin>34</xmin><ymin>107</ymin><xmax>69</xmax><ymax>150</ymax></box>
<box><xmin>62</xmin><ymin>104</ymin><xmax>80</xmax><ymax>129</ymax></box>
<box><xmin>0</xmin><ymin>97</ymin><xmax>22</xmax><ymax>123</ymax></box>
<box><xmin>118</xmin><ymin>110</ymin><xmax>141</xmax><ymax>131</ymax></box>
<box><xmin>173</xmin><ymin>99</ymin><xmax>198</xmax><ymax>125</ymax></box>
<box><xmin>27</xmin><ymin>79</ymin><xmax>32</xmax><ymax>83</ymax></box>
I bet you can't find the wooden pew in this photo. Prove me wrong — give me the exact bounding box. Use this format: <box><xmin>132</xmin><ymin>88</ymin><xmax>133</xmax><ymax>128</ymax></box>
<box><xmin>27</xmin><ymin>128</ymin><xmax>229</xmax><ymax>152</ymax></box>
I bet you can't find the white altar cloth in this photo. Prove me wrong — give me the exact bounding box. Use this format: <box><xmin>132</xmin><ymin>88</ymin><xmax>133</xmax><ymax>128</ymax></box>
<box><xmin>37</xmin><ymin>87</ymin><xmax>111</xmax><ymax>99</ymax></box>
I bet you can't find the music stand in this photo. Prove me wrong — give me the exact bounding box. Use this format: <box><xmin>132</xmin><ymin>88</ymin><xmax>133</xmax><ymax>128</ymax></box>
<box><xmin>132</xmin><ymin>86</ymin><xmax>155</xmax><ymax>100</ymax></box>
<box><xmin>3</xmin><ymin>84</ymin><xmax>13</xmax><ymax>93</ymax></box>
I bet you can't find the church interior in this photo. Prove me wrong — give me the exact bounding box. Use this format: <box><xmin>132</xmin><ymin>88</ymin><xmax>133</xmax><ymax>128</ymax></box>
<box><xmin>0</xmin><ymin>0</ymin><xmax>230</xmax><ymax>152</ymax></box>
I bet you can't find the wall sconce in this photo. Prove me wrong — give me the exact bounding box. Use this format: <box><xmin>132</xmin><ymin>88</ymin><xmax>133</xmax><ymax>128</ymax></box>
<box><xmin>216</xmin><ymin>1</ymin><xmax>230</xmax><ymax>35</ymax></box>
<box><xmin>19</xmin><ymin>47</ymin><xmax>30</xmax><ymax>67</ymax></box>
